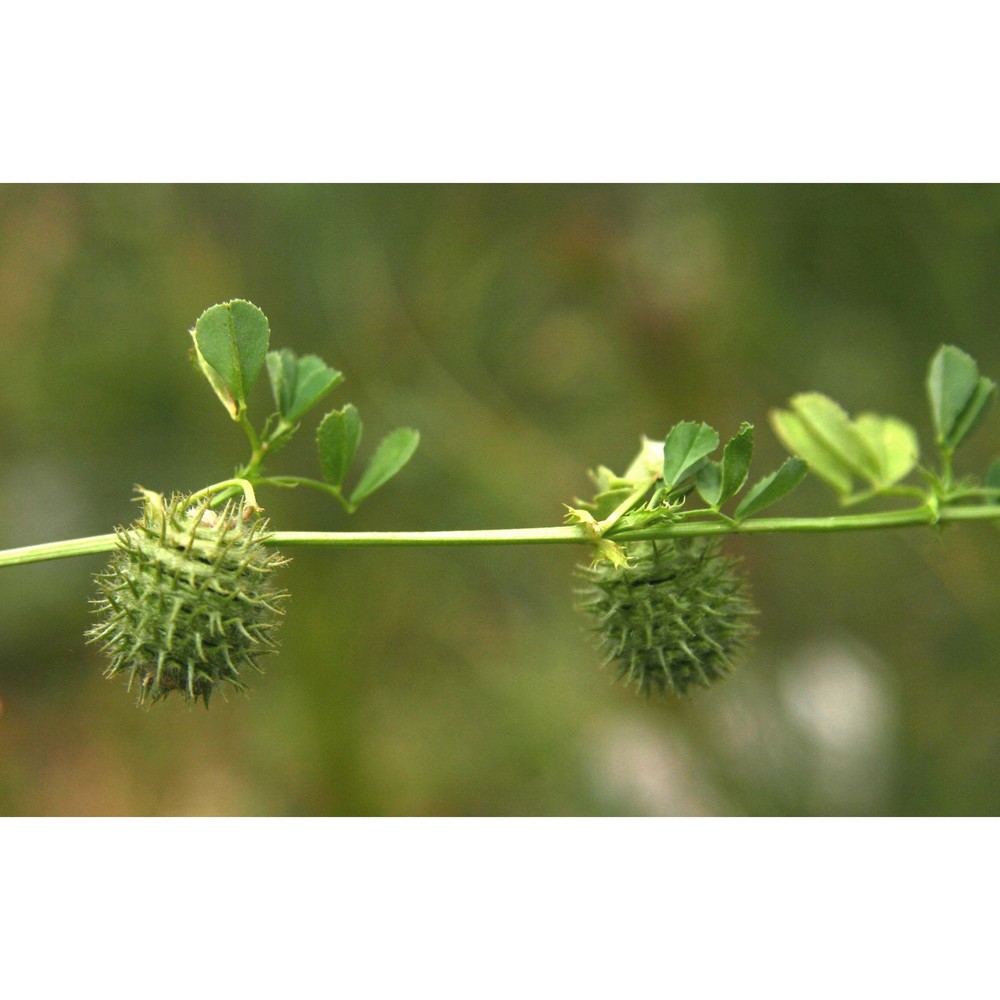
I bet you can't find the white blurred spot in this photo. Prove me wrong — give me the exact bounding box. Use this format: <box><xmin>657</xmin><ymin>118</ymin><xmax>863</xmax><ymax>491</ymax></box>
<box><xmin>777</xmin><ymin>637</ymin><xmax>897</xmax><ymax>812</ymax></box>
<box><xmin>588</xmin><ymin>715</ymin><xmax>725</xmax><ymax>815</ymax></box>
<box><xmin>779</xmin><ymin>638</ymin><xmax>894</xmax><ymax>756</ymax></box>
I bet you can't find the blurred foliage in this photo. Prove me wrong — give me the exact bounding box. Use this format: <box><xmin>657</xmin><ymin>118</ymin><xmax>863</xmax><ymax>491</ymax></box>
<box><xmin>1</xmin><ymin>184</ymin><xmax>999</xmax><ymax>816</ymax></box>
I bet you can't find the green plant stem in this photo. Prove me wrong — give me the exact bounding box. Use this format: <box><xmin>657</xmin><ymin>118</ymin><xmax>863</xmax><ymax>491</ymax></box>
<box><xmin>944</xmin><ymin>486</ymin><xmax>1000</xmax><ymax>502</ymax></box>
<box><xmin>597</xmin><ymin>478</ymin><xmax>657</xmax><ymax>533</ymax></box>
<box><xmin>187</xmin><ymin>478</ymin><xmax>260</xmax><ymax>509</ymax></box>
<box><xmin>253</xmin><ymin>475</ymin><xmax>355</xmax><ymax>514</ymax></box>
<box><xmin>0</xmin><ymin>533</ymin><xmax>120</xmax><ymax>566</ymax></box>
<box><xmin>3</xmin><ymin>503</ymin><xmax>1000</xmax><ymax>568</ymax></box>
<box><xmin>239</xmin><ymin>414</ymin><xmax>263</xmax><ymax>465</ymax></box>
<box><xmin>939</xmin><ymin>449</ymin><xmax>954</xmax><ymax>494</ymax></box>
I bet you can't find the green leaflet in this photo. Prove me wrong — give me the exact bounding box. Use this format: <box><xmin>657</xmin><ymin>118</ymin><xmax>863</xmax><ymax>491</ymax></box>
<box><xmin>267</xmin><ymin>349</ymin><xmax>343</xmax><ymax>424</ymax></box>
<box><xmin>719</xmin><ymin>422</ymin><xmax>754</xmax><ymax>505</ymax></box>
<box><xmin>695</xmin><ymin>423</ymin><xmax>753</xmax><ymax>510</ymax></box>
<box><xmin>661</xmin><ymin>421</ymin><xmax>719</xmax><ymax>488</ymax></box>
<box><xmin>317</xmin><ymin>405</ymin><xmax>363</xmax><ymax>489</ymax></box>
<box><xmin>853</xmin><ymin>414</ymin><xmax>919</xmax><ymax>488</ymax></box>
<box><xmin>192</xmin><ymin>300</ymin><xmax>270</xmax><ymax>420</ymax></box>
<box><xmin>927</xmin><ymin>344</ymin><xmax>995</xmax><ymax>452</ymax></box>
<box><xmin>772</xmin><ymin>394</ymin><xmax>918</xmax><ymax>497</ymax></box>
<box><xmin>734</xmin><ymin>458</ymin><xmax>808</xmax><ymax>521</ymax></box>
<box><xmin>946</xmin><ymin>377</ymin><xmax>995</xmax><ymax>454</ymax></box>
<box><xmin>771</xmin><ymin>405</ymin><xmax>852</xmax><ymax>495</ymax></box>
<box><xmin>788</xmin><ymin>394</ymin><xmax>879</xmax><ymax>481</ymax></box>
<box><xmin>350</xmin><ymin>428</ymin><xmax>421</xmax><ymax>506</ymax></box>
<box><xmin>695</xmin><ymin>460</ymin><xmax>722</xmax><ymax>507</ymax></box>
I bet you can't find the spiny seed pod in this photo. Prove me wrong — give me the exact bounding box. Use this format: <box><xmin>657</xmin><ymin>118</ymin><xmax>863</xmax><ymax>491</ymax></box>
<box><xmin>575</xmin><ymin>538</ymin><xmax>756</xmax><ymax>697</ymax></box>
<box><xmin>87</xmin><ymin>489</ymin><xmax>289</xmax><ymax>707</ymax></box>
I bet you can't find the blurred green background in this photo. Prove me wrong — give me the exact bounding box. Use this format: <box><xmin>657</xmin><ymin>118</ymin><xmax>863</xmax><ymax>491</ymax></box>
<box><xmin>1</xmin><ymin>184</ymin><xmax>998</xmax><ymax>816</ymax></box>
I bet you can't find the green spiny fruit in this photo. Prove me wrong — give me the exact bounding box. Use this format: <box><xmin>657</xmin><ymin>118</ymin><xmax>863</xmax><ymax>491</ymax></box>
<box><xmin>87</xmin><ymin>489</ymin><xmax>289</xmax><ymax>706</ymax></box>
<box><xmin>575</xmin><ymin>538</ymin><xmax>756</xmax><ymax>697</ymax></box>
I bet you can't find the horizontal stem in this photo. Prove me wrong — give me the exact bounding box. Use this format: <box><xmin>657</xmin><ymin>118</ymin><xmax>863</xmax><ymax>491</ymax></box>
<box><xmin>0</xmin><ymin>533</ymin><xmax>120</xmax><ymax>567</ymax></box>
<box><xmin>274</xmin><ymin>526</ymin><xmax>588</xmax><ymax>548</ymax></box>
<box><xmin>2</xmin><ymin>503</ymin><xmax>998</xmax><ymax>568</ymax></box>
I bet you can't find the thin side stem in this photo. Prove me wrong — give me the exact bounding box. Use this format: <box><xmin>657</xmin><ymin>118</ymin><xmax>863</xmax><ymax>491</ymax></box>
<box><xmin>239</xmin><ymin>414</ymin><xmax>263</xmax><ymax>465</ymax></box>
<box><xmin>596</xmin><ymin>479</ymin><xmax>656</xmax><ymax>533</ymax></box>
<box><xmin>253</xmin><ymin>475</ymin><xmax>355</xmax><ymax>514</ymax></box>
<box><xmin>187</xmin><ymin>478</ymin><xmax>260</xmax><ymax>509</ymax></box>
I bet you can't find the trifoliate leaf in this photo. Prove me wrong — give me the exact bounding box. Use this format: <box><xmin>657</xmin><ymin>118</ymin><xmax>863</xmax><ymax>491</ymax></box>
<box><xmin>772</xmin><ymin>396</ymin><xmax>916</xmax><ymax>496</ymax></box>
